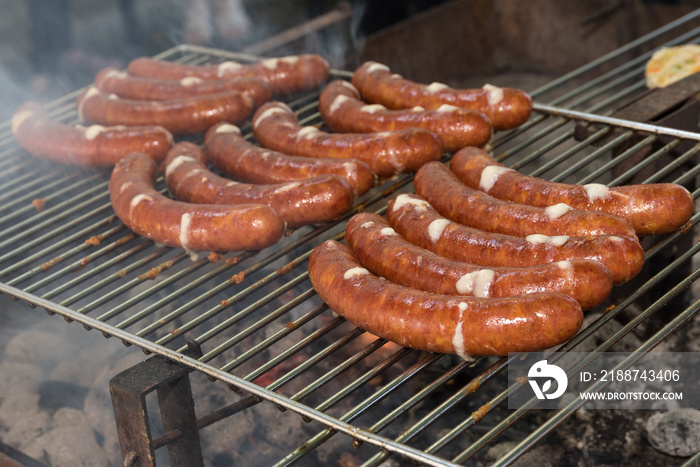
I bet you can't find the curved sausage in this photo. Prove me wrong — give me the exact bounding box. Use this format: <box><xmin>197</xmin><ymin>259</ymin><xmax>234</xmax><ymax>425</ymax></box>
<box><xmin>126</xmin><ymin>54</ymin><xmax>330</xmax><ymax>96</ymax></box>
<box><xmin>110</xmin><ymin>151</ymin><xmax>286</xmax><ymax>252</ymax></box>
<box><xmin>318</xmin><ymin>80</ymin><xmax>492</xmax><ymax>152</ymax></box>
<box><xmin>12</xmin><ymin>102</ymin><xmax>173</xmax><ymax>165</ymax></box>
<box><xmin>415</xmin><ymin>161</ymin><xmax>638</xmax><ymax>239</ymax></box>
<box><xmin>204</xmin><ymin>122</ymin><xmax>375</xmax><ymax>197</ymax></box>
<box><xmin>345</xmin><ymin>212</ymin><xmax>612</xmax><ymax>310</ymax></box>
<box><xmin>252</xmin><ymin>101</ymin><xmax>444</xmax><ymax>178</ymax></box>
<box><xmin>351</xmin><ymin>61</ymin><xmax>532</xmax><ymax>131</ymax></box>
<box><xmin>386</xmin><ymin>193</ymin><xmax>645</xmax><ymax>284</ymax></box>
<box><xmin>77</xmin><ymin>86</ymin><xmax>254</xmax><ymax>135</ymax></box>
<box><xmin>308</xmin><ymin>240</ymin><xmax>584</xmax><ymax>357</ymax></box>
<box><xmin>163</xmin><ymin>141</ymin><xmax>354</xmax><ymax>228</ymax></box>
<box><xmin>94</xmin><ymin>67</ymin><xmax>272</xmax><ymax>106</ymax></box>
<box><xmin>450</xmin><ymin>146</ymin><xmax>695</xmax><ymax>236</ymax></box>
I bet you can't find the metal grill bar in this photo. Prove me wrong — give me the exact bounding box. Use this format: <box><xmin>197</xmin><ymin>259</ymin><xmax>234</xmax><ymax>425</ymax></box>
<box><xmin>517</xmin><ymin>127</ymin><xmax>612</xmax><ymax>174</ymax></box>
<box><xmin>530</xmin><ymin>9</ymin><xmax>700</xmax><ymax>97</ymax></box>
<box><xmin>645</xmin><ymin>144</ymin><xmax>700</xmax><ymax>183</ymax></box>
<box><xmin>55</xmin><ymin>245</ymin><xmax>170</xmax><ymax>306</ymax></box>
<box><xmin>546</xmin><ymin>29</ymin><xmax>700</xmax><ymax>109</ymax></box>
<box><xmin>5</xmin><ymin>224</ymin><xmax>127</xmax><ymax>287</ymax></box>
<box><xmin>91</xmin><ymin>252</ymin><xmax>195</xmax><ymax>320</ymax></box>
<box><xmin>361</xmin><ymin>357</ymin><xmax>508</xmax><ymax>467</ymax></box>
<box><xmin>555</xmin><ymin>132</ymin><xmax>646</xmax><ymax>183</ymax></box>
<box><xmin>21</xmin><ymin>230</ymin><xmax>134</xmax><ymax>294</ymax></box>
<box><xmin>583</xmin><ymin>138</ymin><xmax>680</xmax><ymax>185</ymax></box>
<box><xmin>244</xmin><ymin>314</ymin><xmax>352</xmax><ymax>389</ymax></box>
<box><xmin>491</xmin><ymin>277</ymin><xmax>700</xmax><ymax>467</ymax></box>
<box><xmin>0</xmin><ymin>282</ymin><xmax>463</xmax><ymax>467</ymax></box>
<box><xmin>275</xmin><ymin>352</ymin><xmax>443</xmax><ymax>465</ymax></box>
<box><xmin>369</xmin><ymin>356</ymin><xmax>486</xmax><ymax>447</ymax></box>
<box><xmin>0</xmin><ymin>184</ymin><xmax>106</xmax><ymax>251</ymax></box>
<box><xmin>681</xmin><ymin>450</ymin><xmax>700</xmax><ymax>467</ymax></box>
<box><xmin>534</xmin><ymin>103</ymin><xmax>700</xmax><ymax>140</ymax></box>
<box><xmin>0</xmin><ymin>207</ymin><xmax>113</xmax><ymax>278</ymax></box>
<box><xmin>211</xmin><ymin>288</ymin><xmax>320</xmax><ymax>371</ymax></box>
<box><xmin>256</xmin><ymin>320</ymin><xmax>366</xmax><ymax>399</ymax></box>
<box><xmin>454</xmin><ymin>225</ymin><xmax>700</xmax><ymax>463</ymax></box>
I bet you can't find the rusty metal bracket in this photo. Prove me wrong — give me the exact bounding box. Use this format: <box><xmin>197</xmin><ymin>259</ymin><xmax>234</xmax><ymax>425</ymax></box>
<box><xmin>109</xmin><ymin>352</ymin><xmax>203</xmax><ymax>467</ymax></box>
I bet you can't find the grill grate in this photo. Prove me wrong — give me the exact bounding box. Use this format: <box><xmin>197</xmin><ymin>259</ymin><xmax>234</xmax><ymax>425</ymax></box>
<box><xmin>1</xmin><ymin>9</ymin><xmax>700</xmax><ymax>466</ymax></box>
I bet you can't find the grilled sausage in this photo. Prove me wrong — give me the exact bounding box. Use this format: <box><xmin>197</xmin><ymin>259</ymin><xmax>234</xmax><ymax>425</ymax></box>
<box><xmin>450</xmin><ymin>146</ymin><xmax>695</xmax><ymax>236</ymax></box>
<box><xmin>386</xmin><ymin>194</ymin><xmax>645</xmax><ymax>284</ymax></box>
<box><xmin>204</xmin><ymin>123</ymin><xmax>375</xmax><ymax>197</ymax></box>
<box><xmin>308</xmin><ymin>240</ymin><xmax>584</xmax><ymax>357</ymax></box>
<box><xmin>110</xmin><ymin>151</ymin><xmax>286</xmax><ymax>252</ymax></box>
<box><xmin>11</xmin><ymin>102</ymin><xmax>173</xmax><ymax>166</ymax></box>
<box><xmin>163</xmin><ymin>141</ymin><xmax>354</xmax><ymax>227</ymax></box>
<box><xmin>345</xmin><ymin>212</ymin><xmax>612</xmax><ymax>310</ymax></box>
<box><xmin>126</xmin><ymin>54</ymin><xmax>330</xmax><ymax>96</ymax></box>
<box><xmin>351</xmin><ymin>61</ymin><xmax>532</xmax><ymax>131</ymax></box>
<box><xmin>318</xmin><ymin>80</ymin><xmax>492</xmax><ymax>152</ymax></box>
<box><xmin>252</xmin><ymin>101</ymin><xmax>444</xmax><ymax>178</ymax></box>
<box><xmin>77</xmin><ymin>86</ymin><xmax>254</xmax><ymax>135</ymax></box>
<box><xmin>415</xmin><ymin>161</ymin><xmax>638</xmax><ymax>239</ymax></box>
<box><xmin>94</xmin><ymin>67</ymin><xmax>272</xmax><ymax>106</ymax></box>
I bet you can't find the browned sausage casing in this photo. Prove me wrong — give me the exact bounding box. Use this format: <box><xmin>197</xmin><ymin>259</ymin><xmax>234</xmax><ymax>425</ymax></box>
<box><xmin>308</xmin><ymin>240</ymin><xmax>584</xmax><ymax>357</ymax></box>
<box><xmin>415</xmin><ymin>161</ymin><xmax>638</xmax><ymax>239</ymax></box>
<box><xmin>204</xmin><ymin>123</ymin><xmax>375</xmax><ymax>197</ymax></box>
<box><xmin>126</xmin><ymin>54</ymin><xmax>330</xmax><ymax>96</ymax></box>
<box><xmin>12</xmin><ymin>102</ymin><xmax>173</xmax><ymax>165</ymax></box>
<box><xmin>386</xmin><ymin>193</ymin><xmax>645</xmax><ymax>284</ymax></box>
<box><xmin>318</xmin><ymin>80</ymin><xmax>492</xmax><ymax>152</ymax></box>
<box><xmin>77</xmin><ymin>86</ymin><xmax>254</xmax><ymax>135</ymax></box>
<box><xmin>94</xmin><ymin>67</ymin><xmax>272</xmax><ymax>107</ymax></box>
<box><xmin>351</xmin><ymin>61</ymin><xmax>532</xmax><ymax>131</ymax></box>
<box><xmin>345</xmin><ymin>212</ymin><xmax>612</xmax><ymax>310</ymax></box>
<box><xmin>163</xmin><ymin>141</ymin><xmax>354</xmax><ymax>228</ymax></box>
<box><xmin>110</xmin><ymin>151</ymin><xmax>286</xmax><ymax>252</ymax></box>
<box><xmin>252</xmin><ymin>101</ymin><xmax>444</xmax><ymax>177</ymax></box>
<box><xmin>450</xmin><ymin>146</ymin><xmax>695</xmax><ymax>236</ymax></box>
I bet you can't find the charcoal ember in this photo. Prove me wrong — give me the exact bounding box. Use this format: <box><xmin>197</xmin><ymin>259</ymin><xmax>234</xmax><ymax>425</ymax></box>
<box><xmin>654</xmin><ymin>309</ymin><xmax>700</xmax><ymax>353</ymax></box>
<box><xmin>49</xmin><ymin>340</ymin><xmax>123</xmax><ymax>387</ymax></box>
<box><xmin>190</xmin><ymin>374</ymin><xmax>259</xmax><ymax>459</ymax></box>
<box><xmin>38</xmin><ymin>380</ymin><xmax>89</xmax><ymax>414</ymax></box>
<box><xmin>240</xmin><ymin>401</ymin><xmax>318</xmax><ymax>463</ymax></box>
<box><xmin>570</xmin><ymin>409</ymin><xmax>659</xmax><ymax>465</ymax></box>
<box><xmin>646</xmin><ymin>409</ymin><xmax>700</xmax><ymax>457</ymax></box>
<box><xmin>23</xmin><ymin>408</ymin><xmax>111</xmax><ymax>467</ymax></box>
<box><xmin>4</xmin><ymin>328</ymin><xmax>83</xmax><ymax>368</ymax></box>
<box><xmin>0</xmin><ymin>361</ymin><xmax>43</xmax><ymax>395</ymax></box>
<box><xmin>486</xmin><ymin>442</ymin><xmax>566</xmax><ymax>467</ymax></box>
<box><xmin>484</xmin><ymin>440</ymin><xmax>520</xmax><ymax>462</ymax></box>
<box><xmin>0</xmin><ymin>391</ymin><xmax>51</xmax><ymax>452</ymax></box>
<box><xmin>479</xmin><ymin>408</ymin><xmax>678</xmax><ymax>466</ymax></box>
<box><xmin>157</xmin><ymin>369</ymin><xmax>321</xmax><ymax>466</ymax></box>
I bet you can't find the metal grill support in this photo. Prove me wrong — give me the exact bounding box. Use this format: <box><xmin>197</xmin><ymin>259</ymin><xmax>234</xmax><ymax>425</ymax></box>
<box><xmin>109</xmin><ymin>355</ymin><xmax>203</xmax><ymax>467</ymax></box>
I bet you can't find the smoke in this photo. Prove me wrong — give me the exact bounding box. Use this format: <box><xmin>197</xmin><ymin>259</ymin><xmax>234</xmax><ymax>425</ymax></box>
<box><xmin>0</xmin><ymin>67</ymin><xmax>33</xmax><ymax>124</ymax></box>
<box><xmin>0</xmin><ymin>1</ymin><xmax>35</xmax><ymax>123</ymax></box>
<box><xmin>0</xmin><ymin>1</ymin><xmax>396</xmax><ymax>465</ymax></box>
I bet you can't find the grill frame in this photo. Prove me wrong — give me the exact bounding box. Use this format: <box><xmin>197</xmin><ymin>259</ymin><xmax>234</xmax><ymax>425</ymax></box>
<box><xmin>1</xmin><ymin>9</ymin><xmax>700</xmax><ymax>466</ymax></box>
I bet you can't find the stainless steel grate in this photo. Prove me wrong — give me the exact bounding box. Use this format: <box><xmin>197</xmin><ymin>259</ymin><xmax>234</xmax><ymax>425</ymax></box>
<box><xmin>1</xmin><ymin>9</ymin><xmax>700</xmax><ymax>466</ymax></box>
